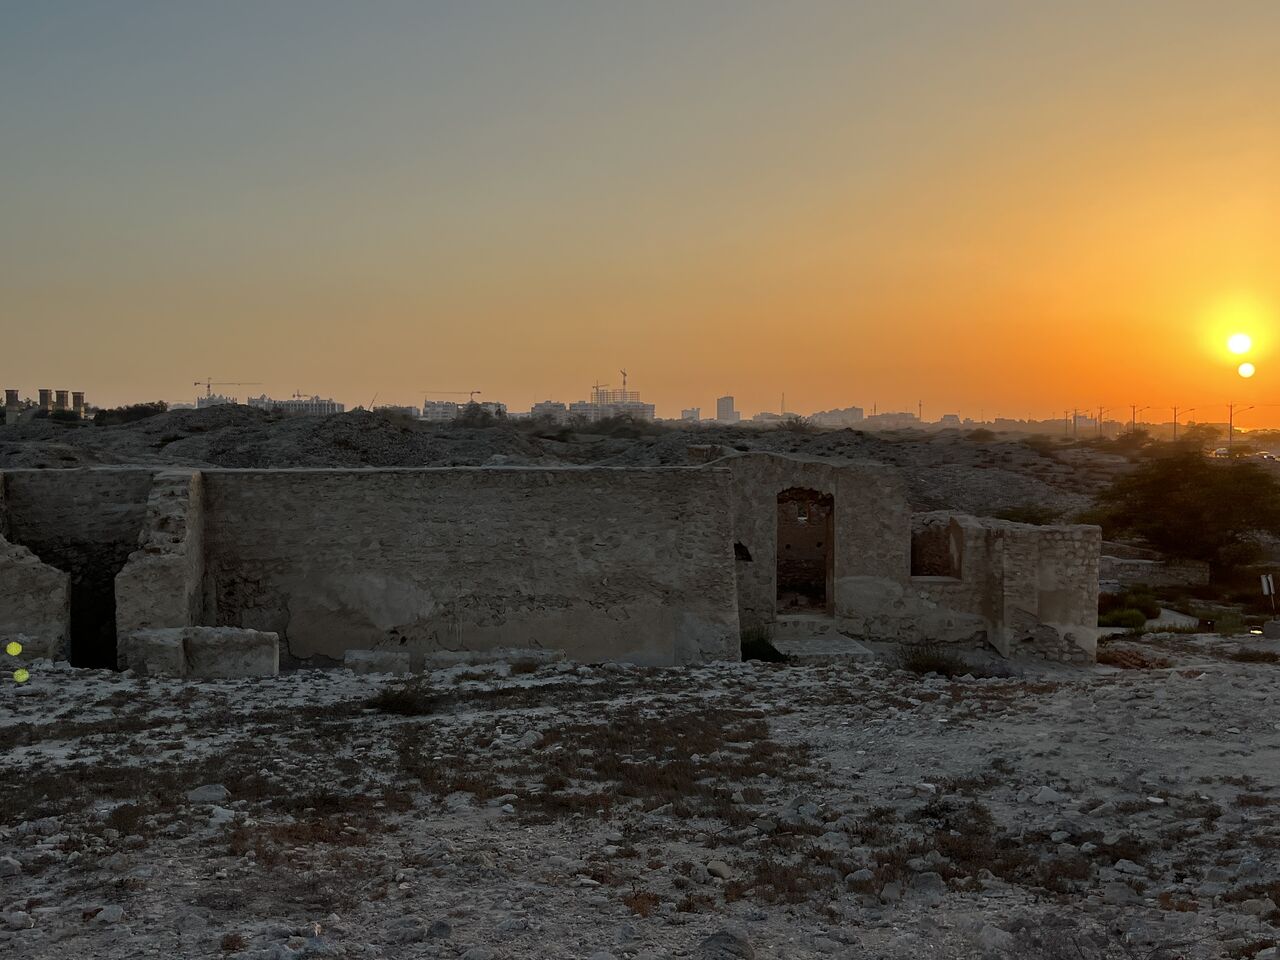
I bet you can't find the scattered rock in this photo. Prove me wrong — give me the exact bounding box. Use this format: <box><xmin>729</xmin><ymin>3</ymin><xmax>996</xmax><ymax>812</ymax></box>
<box><xmin>186</xmin><ymin>784</ymin><xmax>230</xmax><ymax>804</ymax></box>
<box><xmin>696</xmin><ymin>928</ymin><xmax>756</xmax><ymax>960</ymax></box>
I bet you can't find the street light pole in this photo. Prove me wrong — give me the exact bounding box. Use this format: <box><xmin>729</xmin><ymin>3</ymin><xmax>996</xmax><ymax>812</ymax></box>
<box><xmin>1172</xmin><ymin>406</ymin><xmax>1195</xmax><ymax>442</ymax></box>
<box><xmin>1228</xmin><ymin>403</ymin><xmax>1255</xmax><ymax>456</ymax></box>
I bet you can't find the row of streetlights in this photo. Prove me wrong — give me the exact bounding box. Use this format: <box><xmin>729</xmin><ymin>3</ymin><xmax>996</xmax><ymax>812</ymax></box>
<box><xmin>1062</xmin><ymin>402</ymin><xmax>1265</xmax><ymax>449</ymax></box>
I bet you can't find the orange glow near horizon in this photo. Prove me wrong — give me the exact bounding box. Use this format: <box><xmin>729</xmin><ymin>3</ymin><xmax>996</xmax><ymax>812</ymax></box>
<box><xmin>3</xmin><ymin>5</ymin><xmax>1280</xmax><ymax>427</ymax></box>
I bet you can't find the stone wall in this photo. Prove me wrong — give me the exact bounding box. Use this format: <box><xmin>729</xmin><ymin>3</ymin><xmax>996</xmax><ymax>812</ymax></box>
<box><xmin>2</xmin><ymin>469</ymin><xmax>154</xmax><ymax>667</ymax></box>
<box><xmin>1099</xmin><ymin>555</ymin><xmax>1210</xmax><ymax>590</ymax></box>
<box><xmin>910</xmin><ymin>513</ymin><xmax>1101</xmax><ymax>662</ymax></box>
<box><xmin>714</xmin><ymin>452</ymin><xmax>911</xmax><ymax>632</ymax></box>
<box><xmin>0</xmin><ymin>536</ymin><xmax>69</xmax><ymax>659</ymax></box>
<box><xmin>200</xmin><ymin>467</ymin><xmax>740</xmax><ymax>667</ymax></box>
<box><xmin>115</xmin><ymin>471</ymin><xmax>206</xmax><ymax>637</ymax></box>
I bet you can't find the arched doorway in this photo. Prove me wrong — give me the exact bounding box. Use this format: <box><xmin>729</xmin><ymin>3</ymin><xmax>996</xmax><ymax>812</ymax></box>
<box><xmin>776</xmin><ymin>488</ymin><xmax>834</xmax><ymax>615</ymax></box>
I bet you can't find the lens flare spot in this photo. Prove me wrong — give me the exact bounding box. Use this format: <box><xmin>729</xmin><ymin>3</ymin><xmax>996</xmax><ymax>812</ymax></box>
<box><xmin>1238</xmin><ymin>362</ymin><xmax>1256</xmax><ymax>378</ymax></box>
<box><xmin>4</xmin><ymin>641</ymin><xmax>20</xmax><ymax>657</ymax></box>
<box><xmin>13</xmin><ymin>668</ymin><xmax>30</xmax><ymax>684</ymax></box>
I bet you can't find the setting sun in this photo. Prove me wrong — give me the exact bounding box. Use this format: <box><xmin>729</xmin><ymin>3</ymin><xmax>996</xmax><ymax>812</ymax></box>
<box><xmin>1228</xmin><ymin>333</ymin><xmax>1253</xmax><ymax>355</ymax></box>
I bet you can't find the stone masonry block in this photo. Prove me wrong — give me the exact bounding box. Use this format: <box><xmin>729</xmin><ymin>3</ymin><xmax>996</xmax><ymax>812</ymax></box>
<box><xmin>183</xmin><ymin>627</ymin><xmax>279</xmax><ymax>679</ymax></box>
<box><xmin>118</xmin><ymin>629</ymin><xmax>186</xmax><ymax>677</ymax></box>
<box><xmin>344</xmin><ymin>649</ymin><xmax>412</xmax><ymax>675</ymax></box>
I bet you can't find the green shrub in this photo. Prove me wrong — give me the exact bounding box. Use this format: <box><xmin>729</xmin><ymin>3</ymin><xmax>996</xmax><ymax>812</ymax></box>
<box><xmin>1099</xmin><ymin>590</ymin><xmax>1160</xmax><ymax>620</ymax></box>
<box><xmin>1091</xmin><ymin>452</ymin><xmax>1280</xmax><ymax>567</ymax></box>
<box><xmin>94</xmin><ymin>402</ymin><xmax>168</xmax><ymax>426</ymax></box>
<box><xmin>1098</xmin><ymin>608</ymin><xmax>1148</xmax><ymax>630</ymax></box>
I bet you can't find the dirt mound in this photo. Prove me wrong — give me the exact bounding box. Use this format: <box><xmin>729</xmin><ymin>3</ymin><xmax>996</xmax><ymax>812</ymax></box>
<box><xmin>0</xmin><ymin>410</ymin><xmax>1127</xmax><ymax>517</ymax></box>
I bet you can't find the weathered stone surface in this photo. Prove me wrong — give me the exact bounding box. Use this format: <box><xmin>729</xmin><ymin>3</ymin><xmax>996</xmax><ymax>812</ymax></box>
<box><xmin>0</xmin><ymin>536</ymin><xmax>69</xmax><ymax>659</ymax></box>
<box><xmin>911</xmin><ymin>512</ymin><xmax>1100</xmax><ymax>662</ymax></box>
<box><xmin>0</xmin><ymin>461</ymin><xmax>1100</xmax><ymax>668</ymax></box>
<box><xmin>117</xmin><ymin>629</ymin><xmax>185</xmax><ymax>677</ymax></box>
<box><xmin>183</xmin><ymin>627</ymin><xmax>278</xmax><ymax>679</ymax></box>
<box><xmin>117</xmin><ymin>627</ymin><xmax>278</xmax><ymax>679</ymax></box>
<box><xmin>114</xmin><ymin>471</ymin><xmax>205</xmax><ymax>637</ymax></box>
<box><xmin>344</xmin><ymin>649</ymin><xmax>412</xmax><ymax>675</ymax></box>
<box><xmin>201</xmin><ymin>468</ymin><xmax>740</xmax><ymax>666</ymax></box>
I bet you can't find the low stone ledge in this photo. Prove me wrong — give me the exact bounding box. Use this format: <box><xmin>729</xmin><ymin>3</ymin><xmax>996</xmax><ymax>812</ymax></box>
<box><xmin>117</xmin><ymin>630</ymin><xmax>186</xmax><ymax>677</ymax></box>
<box><xmin>344</xmin><ymin>649</ymin><xmax>411</xmax><ymax>675</ymax></box>
<box><xmin>419</xmin><ymin>648</ymin><xmax>567</xmax><ymax>671</ymax></box>
<box><xmin>119</xmin><ymin>627</ymin><xmax>279</xmax><ymax>679</ymax></box>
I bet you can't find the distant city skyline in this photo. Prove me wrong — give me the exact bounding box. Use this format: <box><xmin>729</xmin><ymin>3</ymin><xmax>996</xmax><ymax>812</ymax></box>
<box><xmin>4</xmin><ymin>4</ymin><xmax>1279</xmax><ymax>424</ymax></box>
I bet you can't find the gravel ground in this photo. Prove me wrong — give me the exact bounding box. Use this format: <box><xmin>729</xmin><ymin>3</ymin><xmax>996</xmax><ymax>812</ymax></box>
<box><xmin>3</xmin><ymin>634</ymin><xmax>1278</xmax><ymax>959</ymax></box>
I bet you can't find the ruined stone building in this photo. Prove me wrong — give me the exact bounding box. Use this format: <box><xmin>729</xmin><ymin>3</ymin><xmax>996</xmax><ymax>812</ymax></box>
<box><xmin>0</xmin><ymin>450</ymin><xmax>1100</xmax><ymax>674</ymax></box>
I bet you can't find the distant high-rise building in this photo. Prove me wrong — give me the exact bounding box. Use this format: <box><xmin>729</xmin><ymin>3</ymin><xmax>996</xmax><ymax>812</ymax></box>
<box><xmin>565</xmin><ymin>380</ymin><xmax>655</xmax><ymax>422</ymax></box>
<box><xmin>681</xmin><ymin>407</ymin><xmax>701</xmax><ymax>422</ymax></box>
<box><xmin>247</xmin><ymin>394</ymin><xmax>345</xmax><ymax>416</ymax></box>
<box><xmin>197</xmin><ymin>393</ymin><xmax>237</xmax><ymax>409</ymax></box>
<box><xmin>810</xmin><ymin>405</ymin><xmax>865</xmax><ymax>428</ymax></box>
<box><xmin>421</xmin><ymin>400</ymin><xmax>460</xmax><ymax>422</ymax></box>
<box><xmin>716</xmin><ymin>396</ymin><xmax>740</xmax><ymax>423</ymax></box>
<box><xmin>530</xmin><ymin>400</ymin><xmax>569</xmax><ymax>423</ymax></box>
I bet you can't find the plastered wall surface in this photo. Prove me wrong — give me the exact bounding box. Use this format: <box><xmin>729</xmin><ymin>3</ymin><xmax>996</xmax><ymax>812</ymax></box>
<box><xmin>716</xmin><ymin>452</ymin><xmax>911</xmax><ymax>631</ymax></box>
<box><xmin>200</xmin><ymin>467</ymin><xmax>740</xmax><ymax>666</ymax></box>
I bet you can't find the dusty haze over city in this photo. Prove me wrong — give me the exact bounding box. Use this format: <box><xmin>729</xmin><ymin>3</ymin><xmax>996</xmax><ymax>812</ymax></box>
<box><xmin>3</xmin><ymin>2</ymin><xmax>1280</xmax><ymax>422</ymax></box>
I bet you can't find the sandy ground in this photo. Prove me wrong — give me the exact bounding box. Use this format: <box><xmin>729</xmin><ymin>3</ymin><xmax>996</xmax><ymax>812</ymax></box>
<box><xmin>2</xmin><ymin>635</ymin><xmax>1278</xmax><ymax>960</ymax></box>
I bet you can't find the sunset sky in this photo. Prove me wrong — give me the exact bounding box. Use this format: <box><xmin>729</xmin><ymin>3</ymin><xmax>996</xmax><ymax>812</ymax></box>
<box><xmin>3</xmin><ymin>2</ymin><xmax>1279</xmax><ymax>424</ymax></box>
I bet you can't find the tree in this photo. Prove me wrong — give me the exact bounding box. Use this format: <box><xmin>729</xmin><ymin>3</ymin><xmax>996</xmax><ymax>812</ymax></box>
<box><xmin>453</xmin><ymin>402</ymin><xmax>495</xmax><ymax>428</ymax></box>
<box><xmin>93</xmin><ymin>402</ymin><xmax>168</xmax><ymax>426</ymax></box>
<box><xmin>1090</xmin><ymin>452</ymin><xmax>1280</xmax><ymax>567</ymax></box>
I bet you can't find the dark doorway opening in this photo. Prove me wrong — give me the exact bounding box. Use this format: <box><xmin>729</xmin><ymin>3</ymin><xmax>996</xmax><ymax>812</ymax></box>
<box><xmin>776</xmin><ymin>488</ymin><xmax>834</xmax><ymax>614</ymax></box>
<box><xmin>69</xmin><ymin>562</ymin><xmax>127</xmax><ymax>669</ymax></box>
<box><xmin>39</xmin><ymin>544</ymin><xmax>134</xmax><ymax>669</ymax></box>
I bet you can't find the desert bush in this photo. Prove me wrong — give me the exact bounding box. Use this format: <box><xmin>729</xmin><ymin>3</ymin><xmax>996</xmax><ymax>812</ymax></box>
<box><xmin>1098</xmin><ymin>608</ymin><xmax>1148</xmax><ymax>630</ymax></box>
<box><xmin>1098</xmin><ymin>590</ymin><xmax>1161</xmax><ymax>620</ymax></box>
<box><xmin>893</xmin><ymin>641</ymin><xmax>967</xmax><ymax>678</ymax></box>
<box><xmin>93</xmin><ymin>402</ymin><xmax>168</xmax><ymax>426</ymax></box>
<box><xmin>364</xmin><ymin>683</ymin><xmax>439</xmax><ymax>716</ymax></box>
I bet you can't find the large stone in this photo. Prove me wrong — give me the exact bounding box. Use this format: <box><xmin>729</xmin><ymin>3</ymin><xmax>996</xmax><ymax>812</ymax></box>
<box><xmin>184</xmin><ymin>628</ymin><xmax>278</xmax><ymax>679</ymax></box>
<box><xmin>118</xmin><ymin>630</ymin><xmax>186</xmax><ymax>677</ymax></box>
<box><xmin>344</xmin><ymin>649</ymin><xmax>412</xmax><ymax>675</ymax></box>
<box><xmin>696</xmin><ymin>928</ymin><xmax>755</xmax><ymax>960</ymax></box>
<box><xmin>1262</xmin><ymin>620</ymin><xmax>1280</xmax><ymax>639</ymax></box>
<box><xmin>0</xmin><ymin>537</ymin><xmax>69</xmax><ymax>660</ymax></box>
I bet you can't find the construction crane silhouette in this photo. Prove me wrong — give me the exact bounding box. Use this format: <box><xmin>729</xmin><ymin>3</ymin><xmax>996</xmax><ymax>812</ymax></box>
<box><xmin>194</xmin><ymin>379</ymin><xmax>261</xmax><ymax>398</ymax></box>
<box><xmin>421</xmin><ymin>390</ymin><xmax>481</xmax><ymax>405</ymax></box>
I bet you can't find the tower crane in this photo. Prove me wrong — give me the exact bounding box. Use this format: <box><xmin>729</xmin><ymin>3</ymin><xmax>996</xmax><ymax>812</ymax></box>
<box><xmin>193</xmin><ymin>379</ymin><xmax>261</xmax><ymax>399</ymax></box>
